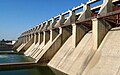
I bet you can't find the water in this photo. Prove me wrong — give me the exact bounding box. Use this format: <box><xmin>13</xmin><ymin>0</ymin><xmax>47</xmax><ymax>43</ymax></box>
<box><xmin>0</xmin><ymin>54</ymin><xmax>34</xmax><ymax>63</ymax></box>
<box><xmin>0</xmin><ymin>67</ymin><xmax>55</xmax><ymax>75</ymax></box>
<box><xmin>0</xmin><ymin>49</ymin><xmax>14</xmax><ymax>51</ymax></box>
<box><xmin>0</xmin><ymin>50</ymin><xmax>55</xmax><ymax>75</ymax></box>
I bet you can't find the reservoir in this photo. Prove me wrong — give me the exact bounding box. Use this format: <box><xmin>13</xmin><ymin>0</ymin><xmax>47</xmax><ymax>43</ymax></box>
<box><xmin>0</xmin><ymin>49</ymin><xmax>55</xmax><ymax>75</ymax></box>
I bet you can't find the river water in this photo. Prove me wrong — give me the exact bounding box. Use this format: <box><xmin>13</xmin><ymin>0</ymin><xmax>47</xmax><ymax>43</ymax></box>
<box><xmin>0</xmin><ymin>50</ymin><xmax>55</xmax><ymax>75</ymax></box>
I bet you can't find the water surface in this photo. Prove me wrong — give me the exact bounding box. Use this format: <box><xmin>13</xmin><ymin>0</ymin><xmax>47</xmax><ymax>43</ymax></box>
<box><xmin>0</xmin><ymin>49</ymin><xmax>55</xmax><ymax>75</ymax></box>
<box><xmin>0</xmin><ymin>66</ymin><xmax>55</xmax><ymax>75</ymax></box>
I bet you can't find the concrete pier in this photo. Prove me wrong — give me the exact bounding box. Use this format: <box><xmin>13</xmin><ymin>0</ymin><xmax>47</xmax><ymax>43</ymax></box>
<box><xmin>48</xmin><ymin>4</ymin><xmax>92</xmax><ymax>75</ymax></box>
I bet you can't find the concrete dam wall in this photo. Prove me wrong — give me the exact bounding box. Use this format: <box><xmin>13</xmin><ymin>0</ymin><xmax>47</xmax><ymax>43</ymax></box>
<box><xmin>13</xmin><ymin>0</ymin><xmax>120</xmax><ymax>75</ymax></box>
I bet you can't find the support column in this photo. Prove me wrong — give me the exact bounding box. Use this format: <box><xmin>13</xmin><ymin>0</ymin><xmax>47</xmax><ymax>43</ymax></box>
<box><xmin>33</xmin><ymin>33</ymin><xmax>36</xmax><ymax>44</ymax></box>
<box><xmin>23</xmin><ymin>36</ymin><xmax>26</xmax><ymax>44</ymax></box>
<box><xmin>78</xmin><ymin>4</ymin><xmax>92</xmax><ymax>21</ymax></box>
<box><xmin>31</xmin><ymin>33</ymin><xmax>34</xmax><ymax>43</ymax></box>
<box><xmin>98</xmin><ymin>0</ymin><xmax>113</xmax><ymax>16</ymax></box>
<box><xmin>42</xmin><ymin>21</ymin><xmax>49</xmax><ymax>31</ymax></box>
<box><xmin>40</xmin><ymin>32</ymin><xmax>44</xmax><ymax>44</ymax></box>
<box><xmin>31</xmin><ymin>34</ymin><xmax>33</xmax><ymax>39</ymax></box>
<box><xmin>22</xmin><ymin>36</ymin><xmax>25</xmax><ymax>43</ymax></box>
<box><xmin>64</xmin><ymin>10</ymin><xmax>76</xmax><ymax>25</ymax></box>
<box><xmin>36</xmin><ymin>33</ymin><xmax>38</xmax><ymax>44</ymax></box>
<box><xmin>43</xmin><ymin>31</ymin><xmax>50</xmax><ymax>44</ymax></box>
<box><xmin>92</xmin><ymin>18</ymin><xmax>111</xmax><ymax>50</ymax></box>
<box><xmin>39</xmin><ymin>23</ymin><xmax>45</xmax><ymax>31</ymax></box>
<box><xmin>60</xmin><ymin>26</ymin><xmax>72</xmax><ymax>44</ymax></box>
<box><xmin>48</xmin><ymin>18</ymin><xmax>57</xmax><ymax>29</ymax></box>
<box><xmin>92</xmin><ymin>0</ymin><xmax>113</xmax><ymax>49</ymax></box>
<box><xmin>26</xmin><ymin>35</ymin><xmax>28</xmax><ymax>43</ymax></box>
<box><xmin>50</xmin><ymin>29</ymin><xmax>59</xmax><ymax>41</ymax></box>
<box><xmin>38</xmin><ymin>32</ymin><xmax>44</xmax><ymax>44</ymax></box>
<box><xmin>27</xmin><ymin>35</ymin><xmax>29</xmax><ymax>42</ymax></box>
<box><xmin>25</xmin><ymin>36</ymin><xmax>27</xmax><ymax>43</ymax></box>
<box><xmin>34</xmin><ymin>33</ymin><xmax>38</xmax><ymax>44</ymax></box>
<box><xmin>38</xmin><ymin>33</ymin><xmax>41</xmax><ymax>44</ymax></box>
<box><xmin>54</xmin><ymin>15</ymin><xmax>65</xmax><ymax>27</ymax></box>
<box><xmin>24</xmin><ymin>35</ymin><xmax>27</xmax><ymax>43</ymax></box>
<box><xmin>72</xmin><ymin>3</ymin><xmax>91</xmax><ymax>48</ymax></box>
<box><xmin>28</xmin><ymin>34</ymin><xmax>31</xmax><ymax>41</ymax></box>
<box><xmin>21</xmin><ymin>37</ymin><xmax>23</xmax><ymax>44</ymax></box>
<box><xmin>72</xmin><ymin>23</ymin><xmax>89</xmax><ymax>48</ymax></box>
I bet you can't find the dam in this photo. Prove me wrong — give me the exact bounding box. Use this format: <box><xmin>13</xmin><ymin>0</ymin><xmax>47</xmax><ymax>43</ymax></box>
<box><xmin>11</xmin><ymin>0</ymin><xmax>120</xmax><ymax>75</ymax></box>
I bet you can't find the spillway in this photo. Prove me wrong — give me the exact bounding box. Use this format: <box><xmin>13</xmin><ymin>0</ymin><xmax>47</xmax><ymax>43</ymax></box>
<box><xmin>48</xmin><ymin>31</ymin><xmax>94</xmax><ymax>75</ymax></box>
<box><xmin>82</xmin><ymin>27</ymin><xmax>120</xmax><ymax>75</ymax></box>
<box><xmin>12</xmin><ymin>0</ymin><xmax>120</xmax><ymax>75</ymax></box>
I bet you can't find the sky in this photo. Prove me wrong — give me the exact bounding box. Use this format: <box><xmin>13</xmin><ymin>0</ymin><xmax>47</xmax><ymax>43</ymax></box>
<box><xmin>0</xmin><ymin>0</ymin><xmax>88</xmax><ymax>40</ymax></box>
